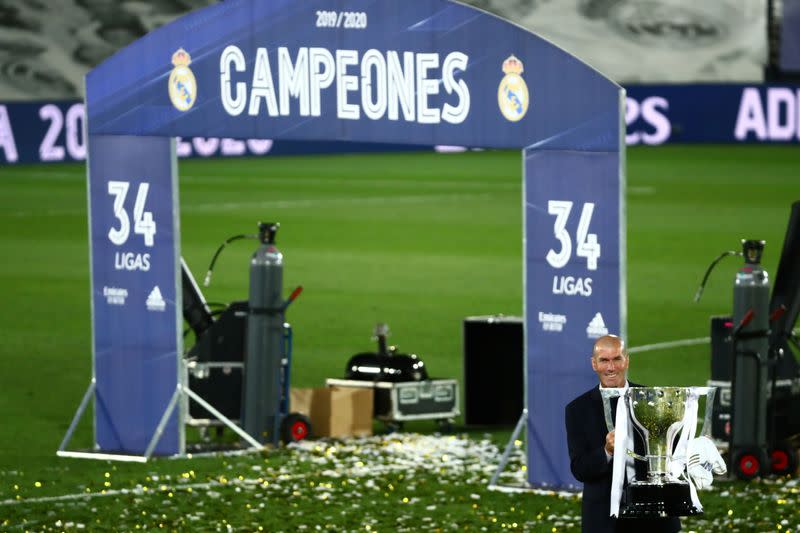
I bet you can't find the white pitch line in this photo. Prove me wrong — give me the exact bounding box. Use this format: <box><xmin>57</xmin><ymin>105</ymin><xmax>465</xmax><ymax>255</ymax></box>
<box><xmin>628</xmin><ymin>337</ymin><xmax>710</xmax><ymax>354</ymax></box>
<box><xmin>488</xmin><ymin>484</ymin><xmax>579</xmax><ymax>498</ymax></box>
<box><xmin>3</xmin><ymin>192</ymin><xmax>492</xmax><ymax>218</ymax></box>
<box><xmin>0</xmin><ymin>455</ymin><xmax>496</xmax><ymax>507</ymax></box>
<box><xmin>0</xmin><ymin>171</ymin><xmax>82</xmax><ymax>181</ymax></box>
<box><xmin>179</xmin><ymin>174</ymin><xmax>516</xmax><ymax>190</ymax></box>
<box><xmin>0</xmin><ymin>473</ymin><xmax>311</xmax><ymax>507</ymax></box>
<box><xmin>184</xmin><ymin>192</ymin><xmax>492</xmax><ymax>214</ymax></box>
<box><xmin>0</xmin><ymin>481</ymin><xmax>220</xmax><ymax>506</ymax></box>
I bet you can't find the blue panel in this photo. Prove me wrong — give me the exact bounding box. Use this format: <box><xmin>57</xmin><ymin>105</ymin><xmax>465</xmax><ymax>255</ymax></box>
<box><xmin>8</xmin><ymin>84</ymin><xmax>800</xmax><ymax>165</ymax></box>
<box><xmin>625</xmin><ymin>85</ymin><xmax>800</xmax><ymax>145</ymax></box>
<box><xmin>0</xmin><ymin>101</ymin><xmax>86</xmax><ymax>164</ymax></box>
<box><xmin>85</xmin><ymin>0</ymin><xmax>619</xmax><ymax>149</ymax></box>
<box><xmin>524</xmin><ymin>143</ymin><xmax>622</xmax><ymax>489</ymax></box>
<box><xmin>781</xmin><ymin>0</ymin><xmax>800</xmax><ymax>72</ymax></box>
<box><xmin>88</xmin><ymin>135</ymin><xmax>179</xmax><ymax>455</ymax></box>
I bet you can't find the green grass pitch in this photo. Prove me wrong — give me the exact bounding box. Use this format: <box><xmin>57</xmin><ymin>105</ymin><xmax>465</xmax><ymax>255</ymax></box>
<box><xmin>0</xmin><ymin>145</ymin><xmax>798</xmax><ymax>531</ymax></box>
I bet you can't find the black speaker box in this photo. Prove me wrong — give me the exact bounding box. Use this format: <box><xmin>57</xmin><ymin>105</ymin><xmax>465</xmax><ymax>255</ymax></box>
<box><xmin>463</xmin><ymin>315</ymin><xmax>523</xmax><ymax>426</ymax></box>
<box><xmin>710</xmin><ymin>315</ymin><xmax>733</xmax><ymax>381</ymax></box>
<box><xmin>188</xmin><ymin>364</ymin><xmax>243</xmax><ymax>421</ymax></box>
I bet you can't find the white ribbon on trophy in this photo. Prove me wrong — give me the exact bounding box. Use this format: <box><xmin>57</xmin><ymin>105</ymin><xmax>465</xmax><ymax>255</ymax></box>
<box><xmin>609</xmin><ymin>391</ymin><xmax>629</xmax><ymax>517</ymax></box>
<box><xmin>670</xmin><ymin>388</ymin><xmax>702</xmax><ymax>512</ymax></box>
<box><xmin>598</xmin><ymin>387</ymin><xmax>629</xmax><ymax>518</ymax></box>
<box><xmin>669</xmin><ymin>387</ymin><xmax>728</xmax><ymax>496</ymax></box>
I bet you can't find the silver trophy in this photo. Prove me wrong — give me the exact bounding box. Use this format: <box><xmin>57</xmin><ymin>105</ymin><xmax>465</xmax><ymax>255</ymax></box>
<box><xmin>601</xmin><ymin>386</ymin><xmax>717</xmax><ymax>517</ymax></box>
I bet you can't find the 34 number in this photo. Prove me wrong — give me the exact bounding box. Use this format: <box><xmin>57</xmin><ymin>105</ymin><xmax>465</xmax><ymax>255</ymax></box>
<box><xmin>545</xmin><ymin>200</ymin><xmax>600</xmax><ymax>270</ymax></box>
<box><xmin>107</xmin><ymin>180</ymin><xmax>156</xmax><ymax>246</ymax></box>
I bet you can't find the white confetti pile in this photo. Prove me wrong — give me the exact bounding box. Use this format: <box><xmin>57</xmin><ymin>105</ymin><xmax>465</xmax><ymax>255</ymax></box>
<box><xmin>288</xmin><ymin>433</ymin><xmax>523</xmax><ymax>485</ymax></box>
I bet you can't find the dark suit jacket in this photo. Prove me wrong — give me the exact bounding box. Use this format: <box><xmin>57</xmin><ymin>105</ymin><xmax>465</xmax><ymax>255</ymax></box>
<box><xmin>565</xmin><ymin>384</ymin><xmax>681</xmax><ymax>533</ymax></box>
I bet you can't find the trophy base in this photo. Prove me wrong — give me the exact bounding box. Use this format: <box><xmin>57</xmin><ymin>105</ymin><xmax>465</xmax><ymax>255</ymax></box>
<box><xmin>620</xmin><ymin>481</ymin><xmax>702</xmax><ymax>518</ymax></box>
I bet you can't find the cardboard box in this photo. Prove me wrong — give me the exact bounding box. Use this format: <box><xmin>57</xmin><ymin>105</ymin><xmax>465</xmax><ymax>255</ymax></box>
<box><xmin>290</xmin><ymin>386</ymin><xmax>374</xmax><ymax>438</ymax></box>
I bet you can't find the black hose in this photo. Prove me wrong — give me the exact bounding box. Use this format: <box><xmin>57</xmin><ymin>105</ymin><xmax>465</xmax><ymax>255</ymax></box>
<box><xmin>693</xmin><ymin>250</ymin><xmax>742</xmax><ymax>303</ymax></box>
<box><xmin>203</xmin><ymin>233</ymin><xmax>256</xmax><ymax>286</ymax></box>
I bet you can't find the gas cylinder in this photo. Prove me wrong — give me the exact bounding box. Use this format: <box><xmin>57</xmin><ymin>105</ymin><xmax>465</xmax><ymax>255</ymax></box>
<box><xmin>242</xmin><ymin>222</ymin><xmax>284</xmax><ymax>445</ymax></box>
<box><xmin>730</xmin><ymin>239</ymin><xmax>770</xmax><ymax>475</ymax></box>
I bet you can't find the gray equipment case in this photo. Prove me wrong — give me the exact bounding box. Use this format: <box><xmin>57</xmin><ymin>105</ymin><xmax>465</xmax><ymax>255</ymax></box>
<box><xmin>325</xmin><ymin>378</ymin><xmax>460</xmax><ymax>425</ymax></box>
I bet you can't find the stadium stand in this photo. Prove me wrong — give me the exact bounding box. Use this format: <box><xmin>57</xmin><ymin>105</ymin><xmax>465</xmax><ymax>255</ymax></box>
<box><xmin>2</xmin><ymin>0</ymin><xmax>793</xmax><ymax>101</ymax></box>
<box><xmin>0</xmin><ymin>0</ymin><xmax>215</xmax><ymax>100</ymax></box>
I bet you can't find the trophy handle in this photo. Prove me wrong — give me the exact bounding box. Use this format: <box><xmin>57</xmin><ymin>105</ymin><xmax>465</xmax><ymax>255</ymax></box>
<box><xmin>604</xmin><ymin>404</ymin><xmax>615</xmax><ymax>433</ymax></box>
<box><xmin>666</xmin><ymin>420</ymin><xmax>686</xmax><ymax>463</ymax></box>
<box><xmin>626</xmin><ymin>449</ymin><xmax>647</xmax><ymax>462</ymax></box>
<box><xmin>600</xmin><ymin>389</ymin><xmax>623</xmax><ymax>433</ymax></box>
<box><xmin>699</xmin><ymin>387</ymin><xmax>716</xmax><ymax>438</ymax></box>
<box><xmin>626</xmin><ymin>394</ymin><xmax>652</xmax><ymax>451</ymax></box>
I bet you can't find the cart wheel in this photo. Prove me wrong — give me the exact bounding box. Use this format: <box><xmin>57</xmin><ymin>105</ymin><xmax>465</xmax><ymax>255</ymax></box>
<box><xmin>385</xmin><ymin>421</ymin><xmax>404</xmax><ymax>434</ymax></box>
<box><xmin>770</xmin><ymin>442</ymin><xmax>799</xmax><ymax>477</ymax></box>
<box><xmin>280</xmin><ymin>413</ymin><xmax>312</xmax><ymax>443</ymax></box>
<box><xmin>436</xmin><ymin>419</ymin><xmax>454</xmax><ymax>434</ymax></box>
<box><xmin>733</xmin><ymin>448</ymin><xmax>763</xmax><ymax>480</ymax></box>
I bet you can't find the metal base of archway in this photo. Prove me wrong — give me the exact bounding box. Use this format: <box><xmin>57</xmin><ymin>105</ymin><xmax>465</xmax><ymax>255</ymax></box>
<box><xmin>57</xmin><ymin>377</ymin><xmax>264</xmax><ymax>463</ymax></box>
<box><xmin>489</xmin><ymin>408</ymin><xmax>579</xmax><ymax>495</ymax></box>
<box><xmin>488</xmin><ymin>409</ymin><xmax>532</xmax><ymax>492</ymax></box>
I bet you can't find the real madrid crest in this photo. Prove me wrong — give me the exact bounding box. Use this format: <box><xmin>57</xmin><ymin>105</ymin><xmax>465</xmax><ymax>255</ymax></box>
<box><xmin>498</xmin><ymin>55</ymin><xmax>529</xmax><ymax>122</ymax></box>
<box><xmin>169</xmin><ymin>48</ymin><xmax>196</xmax><ymax>112</ymax></box>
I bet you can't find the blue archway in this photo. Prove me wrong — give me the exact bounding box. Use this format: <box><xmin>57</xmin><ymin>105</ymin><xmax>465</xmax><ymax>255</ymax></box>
<box><xmin>78</xmin><ymin>0</ymin><xmax>624</xmax><ymax>489</ymax></box>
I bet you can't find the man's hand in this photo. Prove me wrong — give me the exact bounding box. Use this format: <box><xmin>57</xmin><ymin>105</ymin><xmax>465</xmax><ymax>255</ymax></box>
<box><xmin>605</xmin><ymin>430</ymin><xmax>615</xmax><ymax>455</ymax></box>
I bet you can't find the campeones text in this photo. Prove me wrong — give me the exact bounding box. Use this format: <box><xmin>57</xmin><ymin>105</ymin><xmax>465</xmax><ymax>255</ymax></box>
<box><xmin>220</xmin><ymin>45</ymin><xmax>470</xmax><ymax>124</ymax></box>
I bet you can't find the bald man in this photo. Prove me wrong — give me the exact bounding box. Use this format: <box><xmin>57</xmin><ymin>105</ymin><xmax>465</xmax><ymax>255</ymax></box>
<box><xmin>564</xmin><ymin>335</ymin><xmax>681</xmax><ymax>533</ymax></box>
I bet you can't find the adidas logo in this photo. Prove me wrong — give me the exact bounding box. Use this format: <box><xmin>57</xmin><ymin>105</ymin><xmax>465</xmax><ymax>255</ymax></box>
<box><xmin>586</xmin><ymin>312</ymin><xmax>608</xmax><ymax>338</ymax></box>
<box><xmin>146</xmin><ymin>285</ymin><xmax>166</xmax><ymax>312</ymax></box>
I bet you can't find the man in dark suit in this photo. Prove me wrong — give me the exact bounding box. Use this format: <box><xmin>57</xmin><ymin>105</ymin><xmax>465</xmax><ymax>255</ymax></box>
<box><xmin>565</xmin><ymin>335</ymin><xmax>681</xmax><ymax>533</ymax></box>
